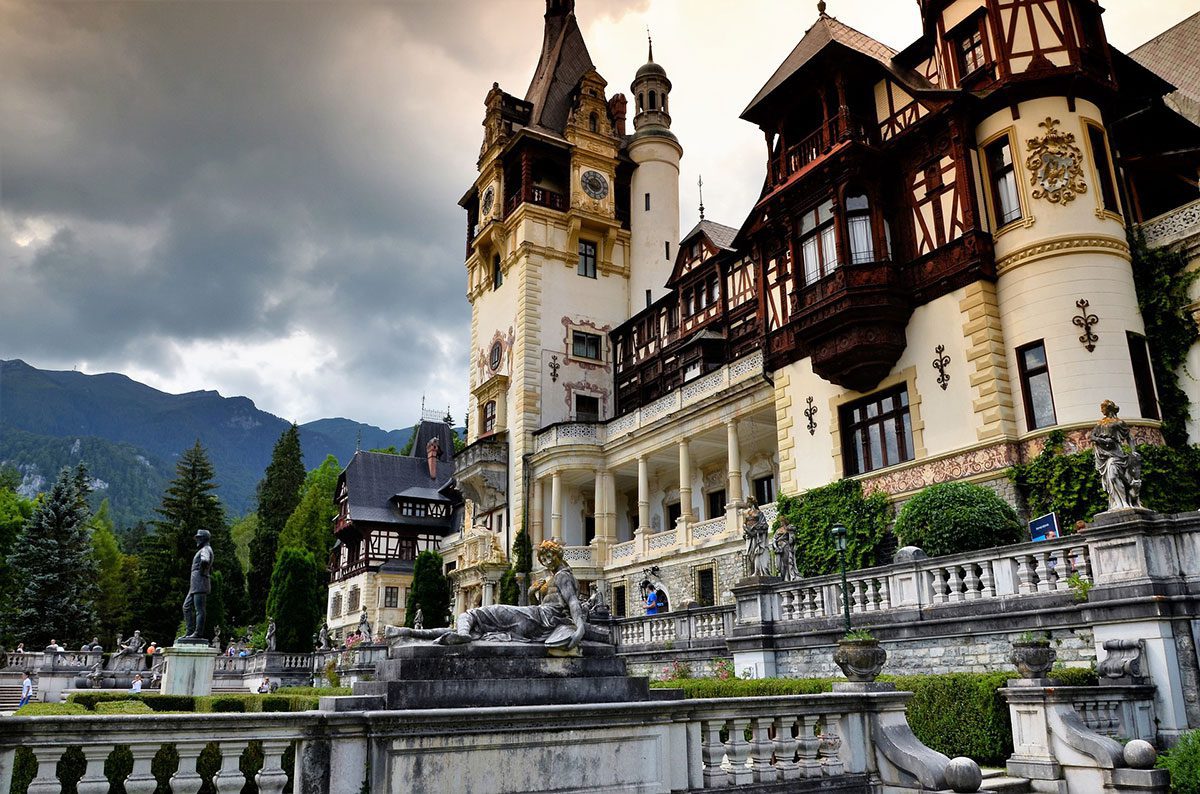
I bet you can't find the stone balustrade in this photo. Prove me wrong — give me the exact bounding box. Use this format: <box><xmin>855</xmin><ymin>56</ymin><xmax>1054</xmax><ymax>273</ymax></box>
<box><xmin>1065</xmin><ymin>684</ymin><xmax>1157</xmax><ymax>743</ymax></box>
<box><xmin>615</xmin><ymin>605</ymin><xmax>735</xmax><ymax>652</ymax></box>
<box><xmin>1138</xmin><ymin>197</ymin><xmax>1200</xmax><ymax>249</ymax></box>
<box><xmin>0</xmin><ymin>686</ymin><xmax>980</xmax><ymax>793</ymax></box>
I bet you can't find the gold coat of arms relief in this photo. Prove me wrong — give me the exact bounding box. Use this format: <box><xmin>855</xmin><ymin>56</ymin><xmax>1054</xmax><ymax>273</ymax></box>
<box><xmin>1025</xmin><ymin>117</ymin><xmax>1088</xmax><ymax>204</ymax></box>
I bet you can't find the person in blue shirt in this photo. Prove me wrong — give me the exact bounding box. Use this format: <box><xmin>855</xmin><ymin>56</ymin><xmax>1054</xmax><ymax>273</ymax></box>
<box><xmin>19</xmin><ymin>671</ymin><xmax>33</xmax><ymax>707</ymax></box>
<box><xmin>645</xmin><ymin>589</ymin><xmax>657</xmax><ymax>615</ymax></box>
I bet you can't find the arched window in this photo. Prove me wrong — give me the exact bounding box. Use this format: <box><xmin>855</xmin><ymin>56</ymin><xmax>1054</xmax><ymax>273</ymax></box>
<box><xmin>649</xmin><ymin>90</ymin><xmax>657</xmax><ymax>110</ymax></box>
<box><xmin>845</xmin><ymin>193</ymin><xmax>874</xmax><ymax>264</ymax></box>
<box><xmin>638</xmin><ymin>92</ymin><xmax>644</xmax><ymax>112</ymax></box>
<box><xmin>482</xmin><ymin>400</ymin><xmax>497</xmax><ymax>435</ymax></box>
<box><xmin>588</xmin><ymin>112</ymin><xmax>598</xmax><ymax>133</ymax></box>
<box><xmin>492</xmin><ymin>254</ymin><xmax>503</xmax><ymax>289</ymax></box>
<box><xmin>662</xmin><ymin>94</ymin><xmax>668</xmax><ymax>112</ymax></box>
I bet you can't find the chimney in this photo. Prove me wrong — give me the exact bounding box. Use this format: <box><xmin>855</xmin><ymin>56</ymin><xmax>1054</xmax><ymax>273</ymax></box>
<box><xmin>426</xmin><ymin>437</ymin><xmax>441</xmax><ymax>479</ymax></box>
<box><xmin>609</xmin><ymin>94</ymin><xmax>627</xmax><ymax>137</ymax></box>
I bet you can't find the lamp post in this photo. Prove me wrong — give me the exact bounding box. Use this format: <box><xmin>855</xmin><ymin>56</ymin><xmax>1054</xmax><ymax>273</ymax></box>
<box><xmin>831</xmin><ymin>523</ymin><xmax>851</xmax><ymax>632</ymax></box>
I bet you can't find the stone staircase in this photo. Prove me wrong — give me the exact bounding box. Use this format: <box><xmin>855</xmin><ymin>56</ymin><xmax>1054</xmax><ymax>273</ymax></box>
<box><xmin>980</xmin><ymin>768</ymin><xmax>1032</xmax><ymax>792</ymax></box>
<box><xmin>0</xmin><ymin>684</ymin><xmax>34</xmax><ymax>712</ymax></box>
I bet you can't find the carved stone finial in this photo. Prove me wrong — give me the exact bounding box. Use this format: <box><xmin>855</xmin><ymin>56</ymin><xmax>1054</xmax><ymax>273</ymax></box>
<box><xmin>817</xmin><ymin>0</ymin><xmax>828</xmax><ymax>15</ymax></box>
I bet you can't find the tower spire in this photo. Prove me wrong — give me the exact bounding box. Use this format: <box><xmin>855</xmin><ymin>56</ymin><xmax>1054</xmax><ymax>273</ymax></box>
<box><xmin>698</xmin><ymin>175</ymin><xmax>705</xmax><ymax>221</ymax></box>
<box><xmin>647</xmin><ymin>27</ymin><xmax>653</xmax><ymax>62</ymax></box>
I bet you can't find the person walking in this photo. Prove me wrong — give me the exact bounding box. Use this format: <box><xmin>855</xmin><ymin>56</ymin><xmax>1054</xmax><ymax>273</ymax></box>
<box><xmin>19</xmin><ymin>671</ymin><xmax>33</xmax><ymax>707</ymax></box>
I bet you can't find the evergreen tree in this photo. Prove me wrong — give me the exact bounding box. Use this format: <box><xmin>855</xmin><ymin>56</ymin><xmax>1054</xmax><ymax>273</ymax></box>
<box><xmin>91</xmin><ymin>500</ymin><xmax>133</xmax><ymax>644</ymax></box>
<box><xmin>229</xmin><ymin>513</ymin><xmax>257</xmax><ymax>576</ymax></box>
<box><xmin>277</xmin><ymin>455</ymin><xmax>340</xmax><ymax>563</ymax></box>
<box><xmin>132</xmin><ymin>441</ymin><xmax>239</xmax><ymax>644</ymax></box>
<box><xmin>4</xmin><ymin>467</ymin><xmax>98</xmax><ymax>648</ymax></box>
<box><xmin>0</xmin><ymin>479</ymin><xmax>35</xmax><ymax>646</ymax></box>
<box><xmin>265</xmin><ymin>547</ymin><xmax>323</xmax><ymax>652</ymax></box>
<box><xmin>249</xmin><ymin>424</ymin><xmax>305</xmax><ymax>618</ymax></box>
<box><xmin>405</xmin><ymin>550</ymin><xmax>450</xmax><ymax>628</ymax></box>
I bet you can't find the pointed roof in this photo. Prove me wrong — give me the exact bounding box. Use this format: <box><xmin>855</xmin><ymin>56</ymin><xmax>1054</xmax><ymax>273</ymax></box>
<box><xmin>338</xmin><ymin>450</ymin><xmax>456</xmax><ymax>525</ymax></box>
<box><xmin>742</xmin><ymin>15</ymin><xmax>901</xmax><ymax>123</ymax></box>
<box><xmin>1130</xmin><ymin>11</ymin><xmax>1200</xmax><ymax>108</ymax></box>
<box><xmin>524</xmin><ymin>6</ymin><xmax>596</xmax><ymax>134</ymax></box>
<box><xmin>681</xmin><ymin>219</ymin><xmax>738</xmax><ymax>252</ymax></box>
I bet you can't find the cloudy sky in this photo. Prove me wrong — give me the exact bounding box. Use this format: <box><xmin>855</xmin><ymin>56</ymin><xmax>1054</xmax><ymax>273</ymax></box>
<box><xmin>1</xmin><ymin>0</ymin><xmax>1194</xmax><ymax>431</ymax></box>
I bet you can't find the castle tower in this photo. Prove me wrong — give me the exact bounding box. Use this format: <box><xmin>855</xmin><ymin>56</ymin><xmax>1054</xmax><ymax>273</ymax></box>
<box><xmin>628</xmin><ymin>38</ymin><xmax>682</xmax><ymax>307</ymax></box>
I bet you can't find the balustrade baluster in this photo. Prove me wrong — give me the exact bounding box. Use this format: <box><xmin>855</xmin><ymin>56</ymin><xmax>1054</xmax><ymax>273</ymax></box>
<box><xmin>930</xmin><ymin>569</ymin><xmax>948</xmax><ymax>604</ymax></box>
<box><xmin>855</xmin><ymin>581</ymin><xmax>869</xmax><ymax>613</ymax></box>
<box><xmin>725</xmin><ymin>718</ymin><xmax>753</xmax><ymax>785</ymax></box>
<box><xmin>749</xmin><ymin>717</ymin><xmax>777</xmax><ymax>783</ymax></box>
<box><xmin>700</xmin><ymin>719</ymin><xmax>729</xmax><ymax>788</ymax></box>
<box><xmin>773</xmin><ymin>716</ymin><xmax>800</xmax><ymax>780</ymax></box>
<box><xmin>947</xmin><ymin>566</ymin><xmax>965</xmax><ymax>603</ymax></box>
<box><xmin>980</xmin><ymin>561</ymin><xmax>996</xmax><ymax>598</ymax></box>
<box><xmin>806</xmin><ymin>588</ymin><xmax>819</xmax><ymax>618</ymax></box>
<box><xmin>1016</xmin><ymin>555</ymin><xmax>1036</xmax><ymax>594</ymax></box>
<box><xmin>797</xmin><ymin>716</ymin><xmax>822</xmax><ymax>778</ymax></box>
<box><xmin>1036</xmin><ymin>552</ymin><xmax>1055</xmax><ymax>593</ymax></box>
<box><xmin>963</xmin><ymin>564</ymin><xmax>981</xmax><ymax>599</ymax></box>
<box><xmin>819</xmin><ymin>715</ymin><xmax>845</xmax><ymax>776</ymax></box>
<box><xmin>213</xmin><ymin>741</ymin><xmax>249</xmax><ymax>794</ymax></box>
<box><xmin>27</xmin><ymin>746</ymin><xmax>64</xmax><ymax>794</ymax></box>
<box><xmin>780</xmin><ymin>590</ymin><xmax>795</xmax><ymax>621</ymax></box>
<box><xmin>169</xmin><ymin>741</ymin><xmax>207</xmax><ymax>794</ymax></box>
<box><xmin>878</xmin><ymin>579</ymin><xmax>891</xmax><ymax>611</ymax></box>
<box><xmin>124</xmin><ymin>744</ymin><xmax>161</xmax><ymax>794</ymax></box>
<box><xmin>78</xmin><ymin>744</ymin><xmax>116</xmax><ymax>794</ymax></box>
<box><xmin>255</xmin><ymin>740</ymin><xmax>291</xmax><ymax>794</ymax></box>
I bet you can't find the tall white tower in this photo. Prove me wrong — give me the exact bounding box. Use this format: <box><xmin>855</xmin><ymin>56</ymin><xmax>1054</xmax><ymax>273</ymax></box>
<box><xmin>628</xmin><ymin>39</ymin><xmax>682</xmax><ymax>308</ymax></box>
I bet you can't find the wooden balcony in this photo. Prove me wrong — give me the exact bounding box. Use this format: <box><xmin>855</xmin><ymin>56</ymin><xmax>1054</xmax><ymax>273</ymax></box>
<box><xmin>769</xmin><ymin>110</ymin><xmax>876</xmax><ymax>187</ymax></box>
<box><xmin>504</xmin><ymin>185</ymin><xmax>567</xmax><ymax>217</ymax></box>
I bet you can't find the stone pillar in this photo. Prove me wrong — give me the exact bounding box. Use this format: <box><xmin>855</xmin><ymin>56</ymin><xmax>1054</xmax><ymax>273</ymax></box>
<box><xmin>602</xmin><ymin>470</ymin><xmax>617</xmax><ymax>542</ymax></box>
<box><xmin>550</xmin><ymin>472</ymin><xmax>563</xmax><ymax>542</ymax></box>
<box><xmin>726</xmin><ymin>420</ymin><xmax>743</xmax><ymax>505</ymax></box>
<box><xmin>678</xmin><ymin>441</ymin><xmax>694</xmax><ymax>525</ymax></box>
<box><xmin>482</xmin><ymin>580</ymin><xmax>495</xmax><ymax>607</ymax></box>
<box><xmin>593</xmin><ymin>469</ymin><xmax>604</xmax><ymax>544</ymax></box>
<box><xmin>161</xmin><ymin>642</ymin><xmax>218</xmax><ymax>696</ymax></box>
<box><xmin>531</xmin><ymin>477</ymin><xmax>544</xmax><ymax>545</ymax></box>
<box><xmin>637</xmin><ymin>456</ymin><xmax>650</xmax><ymax>532</ymax></box>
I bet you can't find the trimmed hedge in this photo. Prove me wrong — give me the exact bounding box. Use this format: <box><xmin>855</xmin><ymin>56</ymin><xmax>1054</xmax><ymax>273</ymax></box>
<box><xmin>94</xmin><ymin>699</ymin><xmax>154</xmax><ymax>714</ymax></box>
<box><xmin>276</xmin><ymin>685</ymin><xmax>352</xmax><ymax>696</ymax></box>
<box><xmin>651</xmin><ymin>677</ymin><xmax>835</xmax><ymax>698</ymax></box>
<box><xmin>67</xmin><ymin>692</ymin><xmax>197</xmax><ymax>712</ymax></box>
<box><xmin>1157</xmin><ymin>728</ymin><xmax>1200</xmax><ymax>794</ymax></box>
<box><xmin>894</xmin><ymin>481</ymin><xmax>1024</xmax><ymax>557</ymax></box>
<box><xmin>14</xmin><ymin>702</ymin><xmax>91</xmax><ymax>716</ymax></box>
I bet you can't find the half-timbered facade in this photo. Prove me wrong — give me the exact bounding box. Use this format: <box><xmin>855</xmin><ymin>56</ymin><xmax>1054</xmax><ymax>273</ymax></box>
<box><xmin>325</xmin><ymin>419</ymin><xmax>459</xmax><ymax>639</ymax></box>
<box><xmin>449</xmin><ymin>0</ymin><xmax>1200</xmax><ymax>619</ymax></box>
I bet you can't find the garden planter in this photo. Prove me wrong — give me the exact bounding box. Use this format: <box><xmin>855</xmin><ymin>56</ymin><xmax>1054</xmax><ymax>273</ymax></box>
<box><xmin>833</xmin><ymin>639</ymin><xmax>887</xmax><ymax>682</ymax></box>
<box><xmin>1010</xmin><ymin>642</ymin><xmax>1057</xmax><ymax>678</ymax></box>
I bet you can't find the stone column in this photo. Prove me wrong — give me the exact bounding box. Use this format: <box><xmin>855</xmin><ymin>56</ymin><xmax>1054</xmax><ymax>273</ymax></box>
<box><xmin>637</xmin><ymin>456</ymin><xmax>650</xmax><ymax>532</ymax></box>
<box><xmin>603</xmin><ymin>469</ymin><xmax>617</xmax><ymax>541</ymax></box>
<box><xmin>550</xmin><ymin>472</ymin><xmax>563</xmax><ymax>543</ymax></box>
<box><xmin>592</xmin><ymin>469</ymin><xmax>605</xmax><ymax>545</ymax></box>
<box><xmin>726</xmin><ymin>420</ymin><xmax>744</xmax><ymax>505</ymax></box>
<box><xmin>531</xmin><ymin>477</ymin><xmax>544</xmax><ymax>545</ymax></box>
<box><xmin>678</xmin><ymin>441</ymin><xmax>694</xmax><ymax>525</ymax></box>
<box><xmin>482</xmin><ymin>579</ymin><xmax>495</xmax><ymax>607</ymax></box>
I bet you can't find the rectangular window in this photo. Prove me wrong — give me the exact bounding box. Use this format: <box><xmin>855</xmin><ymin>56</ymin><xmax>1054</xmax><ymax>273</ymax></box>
<box><xmin>1087</xmin><ymin>123</ymin><xmax>1121</xmax><ymax>215</ymax></box>
<box><xmin>492</xmin><ymin>255</ymin><xmax>503</xmax><ymax>289</ymax></box>
<box><xmin>753</xmin><ymin>475</ymin><xmax>775</xmax><ymax>506</ymax></box>
<box><xmin>840</xmin><ymin>385</ymin><xmax>915</xmax><ymax>476</ymax></box>
<box><xmin>665</xmin><ymin>241</ymin><xmax>671</xmax><ymax>260</ymax></box>
<box><xmin>666</xmin><ymin>502</ymin><xmax>681</xmax><ymax>529</ymax></box>
<box><xmin>799</xmin><ymin>198</ymin><xmax>838</xmax><ymax>285</ymax></box>
<box><xmin>1017</xmin><ymin>340</ymin><xmax>1057</xmax><ymax>430</ymax></box>
<box><xmin>957</xmin><ymin>26</ymin><xmax>987</xmax><ymax>79</ymax></box>
<box><xmin>577</xmin><ymin>240</ymin><xmax>597</xmax><ymax>278</ymax></box>
<box><xmin>481</xmin><ymin>399</ymin><xmax>497</xmax><ymax>435</ymax></box>
<box><xmin>572</xmin><ymin>330</ymin><xmax>602</xmax><ymax>360</ymax></box>
<box><xmin>846</xmin><ymin>194</ymin><xmax>874</xmax><ymax>264</ymax></box>
<box><xmin>575</xmin><ymin>393</ymin><xmax>600</xmax><ymax>422</ymax></box>
<box><xmin>985</xmin><ymin>136</ymin><xmax>1022</xmax><ymax>227</ymax></box>
<box><xmin>383</xmin><ymin>586</ymin><xmax>399</xmax><ymax>609</ymax></box>
<box><xmin>1127</xmin><ymin>332</ymin><xmax>1159</xmax><ymax>420</ymax></box>
<box><xmin>706</xmin><ymin>489</ymin><xmax>726</xmax><ymax>519</ymax></box>
<box><xmin>696</xmin><ymin>567</ymin><xmax>716</xmax><ymax>607</ymax></box>
<box><xmin>644</xmin><ymin>193</ymin><xmax>650</xmax><ymax>211</ymax></box>
<box><xmin>613</xmin><ymin>585</ymin><xmax>627</xmax><ymax>617</ymax></box>
<box><xmin>347</xmin><ymin>586</ymin><xmax>361</xmax><ymax>613</ymax></box>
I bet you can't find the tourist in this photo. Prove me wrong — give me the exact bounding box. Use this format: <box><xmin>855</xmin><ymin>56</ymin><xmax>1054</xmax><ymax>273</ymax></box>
<box><xmin>46</xmin><ymin>638</ymin><xmax>64</xmax><ymax>652</ymax></box>
<box><xmin>19</xmin><ymin>671</ymin><xmax>33</xmax><ymax>707</ymax></box>
<box><xmin>146</xmin><ymin>641</ymin><xmax>158</xmax><ymax>656</ymax></box>
<box><xmin>131</xmin><ymin>674</ymin><xmax>143</xmax><ymax>693</ymax></box>
<box><xmin>15</xmin><ymin>643</ymin><xmax>24</xmax><ymax>653</ymax></box>
<box><xmin>258</xmin><ymin>677</ymin><xmax>271</xmax><ymax>694</ymax></box>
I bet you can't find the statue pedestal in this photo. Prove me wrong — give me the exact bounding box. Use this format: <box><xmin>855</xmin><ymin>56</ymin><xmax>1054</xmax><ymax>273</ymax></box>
<box><xmin>161</xmin><ymin>641</ymin><xmax>217</xmax><ymax>696</ymax></box>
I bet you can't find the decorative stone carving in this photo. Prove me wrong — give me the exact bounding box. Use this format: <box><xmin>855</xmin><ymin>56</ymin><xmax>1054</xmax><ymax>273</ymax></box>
<box><xmin>1010</xmin><ymin>638</ymin><xmax>1056</xmax><ymax>679</ymax></box>
<box><xmin>1026</xmin><ymin>117</ymin><xmax>1087</xmax><ymax>205</ymax></box>
<box><xmin>1090</xmin><ymin>401</ymin><xmax>1143</xmax><ymax>511</ymax></box>
<box><xmin>1097</xmin><ymin>639</ymin><xmax>1144</xmax><ymax>680</ymax></box>
<box><xmin>741</xmin><ymin>498</ymin><xmax>772</xmax><ymax>578</ymax></box>
<box><xmin>833</xmin><ymin>638</ymin><xmax>887</xmax><ymax>682</ymax></box>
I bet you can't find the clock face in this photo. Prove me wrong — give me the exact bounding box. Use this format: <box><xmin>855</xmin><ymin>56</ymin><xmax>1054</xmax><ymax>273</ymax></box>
<box><xmin>489</xmin><ymin>341</ymin><xmax>503</xmax><ymax>371</ymax></box>
<box><xmin>481</xmin><ymin>185</ymin><xmax>495</xmax><ymax>217</ymax></box>
<box><xmin>580</xmin><ymin>170</ymin><xmax>609</xmax><ymax>200</ymax></box>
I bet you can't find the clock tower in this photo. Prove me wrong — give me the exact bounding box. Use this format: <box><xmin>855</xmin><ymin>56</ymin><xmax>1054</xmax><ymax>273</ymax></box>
<box><xmin>453</xmin><ymin>0</ymin><xmax>678</xmax><ymax>561</ymax></box>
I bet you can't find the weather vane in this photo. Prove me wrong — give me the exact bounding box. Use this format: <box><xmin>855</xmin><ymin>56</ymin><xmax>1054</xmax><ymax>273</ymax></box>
<box><xmin>646</xmin><ymin>26</ymin><xmax>653</xmax><ymax>60</ymax></box>
<box><xmin>698</xmin><ymin>175</ymin><xmax>705</xmax><ymax>221</ymax></box>
<box><xmin>817</xmin><ymin>0</ymin><xmax>828</xmax><ymax>15</ymax></box>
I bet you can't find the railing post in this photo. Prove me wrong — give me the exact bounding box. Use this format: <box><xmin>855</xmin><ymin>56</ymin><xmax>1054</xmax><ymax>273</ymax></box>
<box><xmin>26</xmin><ymin>746</ymin><xmax>63</xmax><ymax>794</ymax></box>
<box><xmin>78</xmin><ymin>744</ymin><xmax>116</xmax><ymax>794</ymax></box>
<box><xmin>256</xmin><ymin>739</ymin><xmax>291</xmax><ymax>794</ymax></box>
<box><xmin>213</xmin><ymin>741</ymin><xmax>249</xmax><ymax>794</ymax></box>
<box><xmin>124</xmin><ymin>743</ymin><xmax>161</xmax><ymax>794</ymax></box>
<box><xmin>169</xmin><ymin>740</ymin><xmax>207</xmax><ymax>794</ymax></box>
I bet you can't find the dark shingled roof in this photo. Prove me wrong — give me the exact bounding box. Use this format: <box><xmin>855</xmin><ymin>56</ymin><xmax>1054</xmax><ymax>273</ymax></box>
<box><xmin>1130</xmin><ymin>12</ymin><xmax>1200</xmax><ymax>107</ymax></box>
<box><xmin>339</xmin><ymin>421</ymin><xmax>456</xmax><ymax>525</ymax></box>
<box><xmin>524</xmin><ymin>8</ymin><xmax>595</xmax><ymax>135</ymax></box>
<box><xmin>682</xmin><ymin>219</ymin><xmax>738</xmax><ymax>252</ymax></box>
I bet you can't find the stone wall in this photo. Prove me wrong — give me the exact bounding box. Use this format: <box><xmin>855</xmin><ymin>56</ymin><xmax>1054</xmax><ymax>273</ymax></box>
<box><xmin>606</xmin><ymin>543</ymin><xmax>743</xmax><ymax>616</ymax></box>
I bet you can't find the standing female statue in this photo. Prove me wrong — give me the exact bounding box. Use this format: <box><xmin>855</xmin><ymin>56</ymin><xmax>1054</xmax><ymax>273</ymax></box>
<box><xmin>742</xmin><ymin>498</ymin><xmax>773</xmax><ymax>577</ymax></box>
<box><xmin>1090</xmin><ymin>400</ymin><xmax>1143</xmax><ymax>511</ymax></box>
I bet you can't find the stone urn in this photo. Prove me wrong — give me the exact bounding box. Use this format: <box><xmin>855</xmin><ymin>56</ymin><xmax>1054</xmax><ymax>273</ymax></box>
<box><xmin>834</xmin><ymin>637</ymin><xmax>887</xmax><ymax>683</ymax></box>
<box><xmin>1010</xmin><ymin>639</ymin><xmax>1057</xmax><ymax>679</ymax></box>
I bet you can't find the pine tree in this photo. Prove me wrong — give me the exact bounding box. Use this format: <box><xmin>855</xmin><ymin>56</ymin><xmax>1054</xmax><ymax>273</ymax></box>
<box><xmin>132</xmin><ymin>441</ymin><xmax>239</xmax><ymax>644</ymax></box>
<box><xmin>4</xmin><ymin>467</ymin><xmax>98</xmax><ymax>648</ymax></box>
<box><xmin>265</xmin><ymin>547</ymin><xmax>323</xmax><ymax>652</ymax></box>
<box><xmin>91</xmin><ymin>500</ymin><xmax>133</xmax><ymax>644</ymax></box>
<box><xmin>248</xmin><ymin>424</ymin><xmax>305</xmax><ymax>618</ymax></box>
<box><xmin>277</xmin><ymin>455</ymin><xmax>340</xmax><ymax>563</ymax></box>
<box><xmin>405</xmin><ymin>550</ymin><xmax>451</xmax><ymax>628</ymax></box>
<box><xmin>0</xmin><ymin>479</ymin><xmax>35</xmax><ymax>646</ymax></box>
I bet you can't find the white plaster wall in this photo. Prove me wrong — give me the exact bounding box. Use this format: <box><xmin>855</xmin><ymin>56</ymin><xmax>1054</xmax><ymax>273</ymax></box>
<box><xmin>977</xmin><ymin>98</ymin><xmax>1148</xmax><ymax>431</ymax></box>
<box><xmin>629</xmin><ymin>136</ymin><xmax>682</xmax><ymax>307</ymax></box>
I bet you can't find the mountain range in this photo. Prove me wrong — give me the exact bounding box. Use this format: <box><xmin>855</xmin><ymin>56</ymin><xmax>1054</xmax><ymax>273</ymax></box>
<box><xmin>0</xmin><ymin>358</ymin><xmax>436</xmax><ymax>529</ymax></box>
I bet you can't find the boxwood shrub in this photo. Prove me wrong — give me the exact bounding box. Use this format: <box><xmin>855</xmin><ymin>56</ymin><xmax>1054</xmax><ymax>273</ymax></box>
<box><xmin>894</xmin><ymin>481</ymin><xmax>1024</xmax><ymax>557</ymax></box>
<box><xmin>94</xmin><ymin>700</ymin><xmax>154</xmax><ymax>714</ymax></box>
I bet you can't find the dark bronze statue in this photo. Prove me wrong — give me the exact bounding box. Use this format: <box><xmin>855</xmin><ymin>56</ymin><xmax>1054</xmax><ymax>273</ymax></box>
<box><xmin>182</xmin><ymin>529</ymin><xmax>214</xmax><ymax>640</ymax></box>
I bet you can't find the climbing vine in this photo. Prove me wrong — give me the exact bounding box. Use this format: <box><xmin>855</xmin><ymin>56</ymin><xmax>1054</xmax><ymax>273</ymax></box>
<box><xmin>777</xmin><ymin>479</ymin><xmax>892</xmax><ymax>576</ymax></box>
<box><xmin>1129</xmin><ymin>231</ymin><xmax>1199</xmax><ymax>447</ymax></box>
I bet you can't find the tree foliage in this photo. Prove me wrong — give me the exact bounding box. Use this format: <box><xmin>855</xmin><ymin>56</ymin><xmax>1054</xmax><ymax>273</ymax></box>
<box><xmin>498</xmin><ymin>568</ymin><xmax>519</xmax><ymax>605</ymax></box>
<box><xmin>265</xmin><ymin>547</ymin><xmax>324</xmax><ymax>652</ymax></box>
<box><xmin>277</xmin><ymin>455</ymin><xmax>340</xmax><ymax>563</ymax></box>
<box><xmin>249</xmin><ymin>424</ymin><xmax>305</xmax><ymax>619</ymax></box>
<box><xmin>778</xmin><ymin>479</ymin><xmax>892</xmax><ymax>576</ymax></box>
<box><xmin>405</xmin><ymin>550</ymin><xmax>450</xmax><ymax>628</ymax></box>
<box><xmin>229</xmin><ymin>513</ymin><xmax>256</xmax><ymax>576</ymax></box>
<box><xmin>0</xmin><ymin>476</ymin><xmax>35</xmax><ymax>645</ymax></box>
<box><xmin>893</xmin><ymin>481</ymin><xmax>1024</xmax><ymax>557</ymax></box>
<box><xmin>132</xmin><ymin>441</ymin><xmax>241</xmax><ymax>644</ymax></box>
<box><xmin>90</xmin><ymin>500</ymin><xmax>134</xmax><ymax>645</ymax></box>
<box><xmin>4</xmin><ymin>466</ymin><xmax>98</xmax><ymax>648</ymax></box>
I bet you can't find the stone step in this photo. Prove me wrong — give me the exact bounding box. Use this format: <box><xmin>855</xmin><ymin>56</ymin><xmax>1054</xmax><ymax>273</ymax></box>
<box><xmin>980</xmin><ymin>775</ymin><xmax>1033</xmax><ymax>792</ymax></box>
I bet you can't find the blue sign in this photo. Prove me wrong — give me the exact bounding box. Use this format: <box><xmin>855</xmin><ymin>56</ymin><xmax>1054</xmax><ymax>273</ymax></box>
<box><xmin>1029</xmin><ymin>512</ymin><xmax>1060</xmax><ymax>542</ymax></box>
